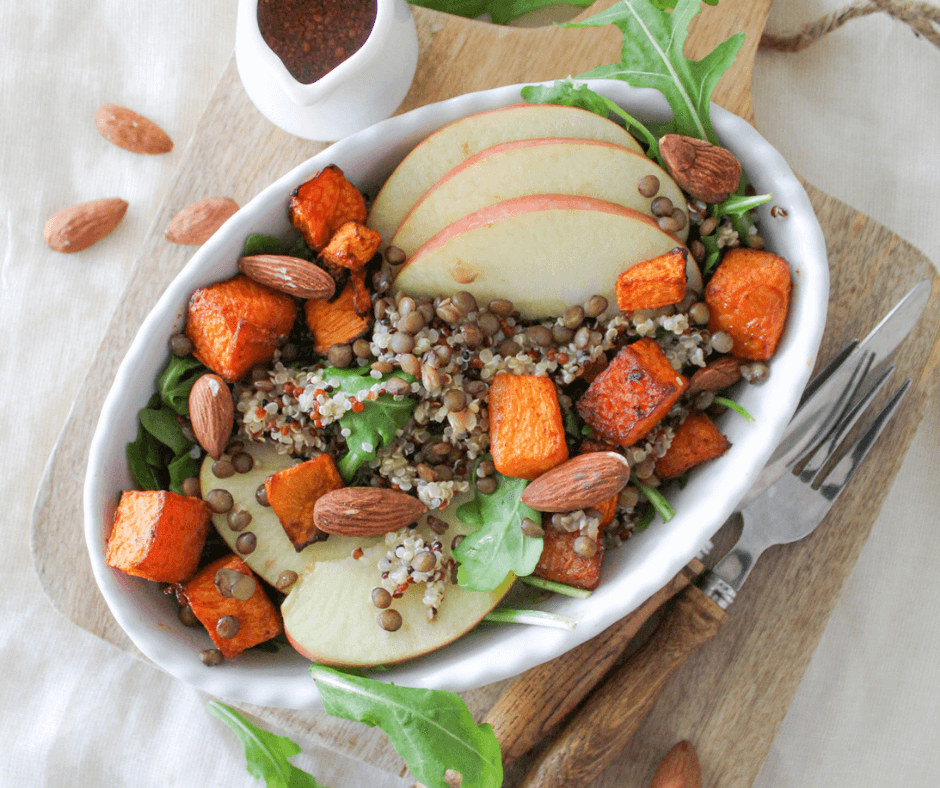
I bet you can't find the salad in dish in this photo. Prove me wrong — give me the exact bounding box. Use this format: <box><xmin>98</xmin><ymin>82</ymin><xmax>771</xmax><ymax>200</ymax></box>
<box><xmin>104</xmin><ymin>95</ymin><xmax>790</xmax><ymax>669</ymax></box>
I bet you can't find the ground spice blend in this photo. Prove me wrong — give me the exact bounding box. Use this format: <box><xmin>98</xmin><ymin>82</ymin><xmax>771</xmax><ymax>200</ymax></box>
<box><xmin>258</xmin><ymin>0</ymin><xmax>377</xmax><ymax>85</ymax></box>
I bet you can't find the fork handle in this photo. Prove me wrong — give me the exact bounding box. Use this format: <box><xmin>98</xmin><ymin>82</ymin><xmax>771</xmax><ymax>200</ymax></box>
<box><xmin>518</xmin><ymin>585</ymin><xmax>727</xmax><ymax>788</ymax></box>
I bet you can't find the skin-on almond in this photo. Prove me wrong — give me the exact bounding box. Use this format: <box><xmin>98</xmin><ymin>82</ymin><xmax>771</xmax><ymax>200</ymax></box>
<box><xmin>659</xmin><ymin>134</ymin><xmax>742</xmax><ymax>204</ymax></box>
<box><xmin>188</xmin><ymin>373</ymin><xmax>234</xmax><ymax>460</ymax></box>
<box><xmin>94</xmin><ymin>104</ymin><xmax>173</xmax><ymax>155</ymax></box>
<box><xmin>238</xmin><ymin>255</ymin><xmax>336</xmax><ymax>300</ymax></box>
<box><xmin>314</xmin><ymin>488</ymin><xmax>427</xmax><ymax>537</ymax></box>
<box><xmin>650</xmin><ymin>740</ymin><xmax>702</xmax><ymax>788</ymax></box>
<box><xmin>686</xmin><ymin>355</ymin><xmax>742</xmax><ymax>395</ymax></box>
<box><xmin>520</xmin><ymin>452</ymin><xmax>630</xmax><ymax>512</ymax></box>
<box><xmin>43</xmin><ymin>197</ymin><xmax>128</xmax><ymax>253</ymax></box>
<box><xmin>166</xmin><ymin>197</ymin><xmax>239</xmax><ymax>245</ymax></box>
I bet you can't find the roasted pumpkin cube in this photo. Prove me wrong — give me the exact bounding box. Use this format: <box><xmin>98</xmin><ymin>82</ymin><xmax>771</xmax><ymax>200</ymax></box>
<box><xmin>616</xmin><ymin>247</ymin><xmax>688</xmax><ymax>312</ymax></box>
<box><xmin>289</xmin><ymin>165</ymin><xmax>367</xmax><ymax>252</ymax></box>
<box><xmin>320</xmin><ymin>221</ymin><xmax>381</xmax><ymax>272</ymax></box>
<box><xmin>705</xmin><ymin>248</ymin><xmax>791</xmax><ymax>360</ymax></box>
<box><xmin>265</xmin><ymin>454</ymin><xmax>344</xmax><ymax>551</ymax></box>
<box><xmin>180</xmin><ymin>555</ymin><xmax>282</xmax><ymax>660</ymax></box>
<box><xmin>577</xmin><ymin>339</ymin><xmax>689</xmax><ymax>448</ymax></box>
<box><xmin>304</xmin><ymin>282</ymin><xmax>372</xmax><ymax>355</ymax></box>
<box><xmin>185</xmin><ymin>274</ymin><xmax>296</xmax><ymax>382</ymax></box>
<box><xmin>106</xmin><ymin>490</ymin><xmax>211</xmax><ymax>583</ymax></box>
<box><xmin>655</xmin><ymin>411</ymin><xmax>731</xmax><ymax>479</ymax></box>
<box><xmin>489</xmin><ymin>373</ymin><xmax>569</xmax><ymax>480</ymax></box>
<box><xmin>533</xmin><ymin>527</ymin><xmax>605</xmax><ymax>591</ymax></box>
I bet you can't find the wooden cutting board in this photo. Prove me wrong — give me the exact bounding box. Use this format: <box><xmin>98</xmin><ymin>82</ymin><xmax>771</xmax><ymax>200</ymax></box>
<box><xmin>30</xmin><ymin>1</ymin><xmax>939</xmax><ymax>786</ymax></box>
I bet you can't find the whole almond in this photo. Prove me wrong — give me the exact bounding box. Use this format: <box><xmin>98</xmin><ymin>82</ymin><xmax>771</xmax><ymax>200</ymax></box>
<box><xmin>686</xmin><ymin>355</ymin><xmax>742</xmax><ymax>395</ymax></box>
<box><xmin>659</xmin><ymin>134</ymin><xmax>742</xmax><ymax>204</ymax></box>
<box><xmin>314</xmin><ymin>488</ymin><xmax>428</xmax><ymax>537</ymax></box>
<box><xmin>520</xmin><ymin>452</ymin><xmax>630</xmax><ymax>512</ymax></box>
<box><xmin>43</xmin><ymin>197</ymin><xmax>128</xmax><ymax>253</ymax></box>
<box><xmin>166</xmin><ymin>197</ymin><xmax>239</xmax><ymax>245</ymax></box>
<box><xmin>238</xmin><ymin>255</ymin><xmax>336</xmax><ymax>300</ymax></box>
<box><xmin>188</xmin><ymin>373</ymin><xmax>234</xmax><ymax>460</ymax></box>
<box><xmin>650</xmin><ymin>740</ymin><xmax>702</xmax><ymax>788</ymax></box>
<box><xmin>95</xmin><ymin>104</ymin><xmax>173</xmax><ymax>154</ymax></box>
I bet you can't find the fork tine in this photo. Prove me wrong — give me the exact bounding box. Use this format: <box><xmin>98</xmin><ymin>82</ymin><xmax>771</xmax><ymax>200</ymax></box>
<box><xmin>797</xmin><ymin>339</ymin><xmax>858</xmax><ymax>409</ymax></box>
<box><xmin>817</xmin><ymin>379</ymin><xmax>912</xmax><ymax>502</ymax></box>
<box><xmin>798</xmin><ymin>363</ymin><xmax>895</xmax><ymax>482</ymax></box>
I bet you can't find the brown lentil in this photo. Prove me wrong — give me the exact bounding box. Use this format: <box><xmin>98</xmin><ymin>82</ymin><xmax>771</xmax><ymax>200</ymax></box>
<box><xmin>573</xmin><ymin>535</ymin><xmax>598</xmax><ymax>558</ymax></box>
<box><xmin>353</xmin><ymin>338</ymin><xmax>372</xmax><ymax>359</ymax></box>
<box><xmin>378</xmin><ymin>608</ymin><xmax>403</xmax><ymax>631</ymax></box>
<box><xmin>385</xmin><ymin>376</ymin><xmax>411</xmax><ymax>396</ymax></box>
<box><xmin>327</xmin><ymin>343</ymin><xmax>354</xmax><ymax>368</ymax></box>
<box><xmin>385</xmin><ymin>245</ymin><xmax>406</xmax><ymax>265</ymax></box>
<box><xmin>671</xmin><ymin>209</ymin><xmax>688</xmax><ymax>230</ymax></box>
<box><xmin>181</xmin><ymin>477</ymin><xmax>201</xmax><ymax>498</ymax></box>
<box><xmin>374</xmin><ymin>299</ymin><xmax>388</xmax><ymax>321</ymax></box>
<box><xmin>178</xmin><ymin>605</ymin><xmax>200</xmax><ymax>627</ymax></box>
<box><xmin>212</xmin><ymin>459</ymin><xmax>235</xmax><ymax>479</ymax></box>
<box><xmin>412</xmin><ymin>550</ymin><xmax>436</xmax><ymax>573</ymax></box>
<box><xmin>206</xmin><ymin>489</ymin><xmax>234</xmax><ymax>514</ymax></box>
<box><xmin>638</xmin><ymin>174</ymin><xmax>660</xmax><ymax>198</ymax></box>
<box><xmin>256</xmin><ymin>484</ymin><xmax>270</xmax><ymax>507</ymax></box>
<box><xmin>216</xmin><ymin>615</ymin><xmax>240</xmax><ymax>639</ymax></box>
<box><xmin>690</xmin><ymin>240</ymin><xmax>706</xmax><ymax>262</ymax></box>
<box><xmin>477</xmin><ymin>459</ymin><xmax>496</xmax><ymax>478</ymax></box>
<box><xmin>401</xmin><ymin>311</ymin><xmax>426</xmax><ymax>335</ymax></box>
<box><xmin>371</xmin><ymin>587</ymin><xmax>393</xmax><ymax>609</ymax></box>
<box><xmin>397</xmin><ymin>296</ymin><xmax>416</xmax><ymax>317</ymax></box>
<box><xmin>658</xmin><ymin>215</ymin><xmax>681</xmax><ymax>233</ymax></box>
<box><xmin>700</xmin><ymin>216</ymin><xmax>719</xmax><ymax>235</ymax></box>
<box><xmin>399</xmin><ymin>353</ymin><xmax>421</xmax><ymax>377</ymax></box>
<box><xmin>521</xmin><ymin>517</ymin><xmax>544</xmax><ymax>538</ymax></box>
<box><xmin>618</xmin><ymin>486</ymin><xmax>639</xmax><ymax>509</ymax></box>
<box><xmin>275</xmin><ymin>570</ymin><xmax>298</xmax><ymax>593</ymax></box>
<box><xmin>227</xmin><ymin>507</ymin><xmax>252</xmax><ymax>531</ymax></box>
<box><xmin>527</xmin><ymin>324</ymin><xmax>553</xmax><ymax>347</ymax></box>
<box><xmin>389</xmin><ymin>332</ymin><xmax>415</xmax><ymax>354</ymax></box>
<box><xmin>651</xmin><ymin>196</ymin><xmax>674</xmax><ymax>217</ymax></box>
<box><xmin>583</xmin><ymin>294</ymin><xmax>608</xmax><ymax>318</ymax></box>
<box><xmin>418</xmin><ymin>302</ymin><xmax>436</xmax><ymax>324</ymax></box>
<box><xmin>231</xmin><ymin>452</ymin><xmax>254</xmax><ymax>474</ymax></box>
<box><xmin>488</xmin><ymin>298</ymin><xmax>514</xmax><ymax>316</ymax></box>
<box><xmin>563</xmin><ymin>305</ymin><xmax>585</xmax><ymax>330</ymax></box>
<box><xmin>443</xmin><ymin>389</ymin><xmax>467</xmax><ymax>413</ymax></box>
<box><xmin>477</xmin><ymin>311</ymin><xmax>501</xmax><ymax>336</ymax></box>
<box><xmin>551</xmin><ymin>325</ymin><xmax>573</xmax><ymax>344</ymax></box>
<box><xmin>451</xmin><ymin>534</ymin><xmax>465</xmax><ymax>551</ymax></box>
<box><xmin>461</xmin><ymin>324</ymin><xmax>484</xmax><ymax>348</ymax></box>
<box><xmin>169</xmin><ymin>333</ymin><xmax>194</xmax><ymax>357</ymax></box>
<box><xmin>200</xmin><ymin>648</ymin><xmax>224</xmax><ymax>666</ymax></box>
<box><xmin>428</xmin><ymin>515</ymin><xmax>449</xmax><ymax>535</ymax></box>
<box><xmin>235</xmin><ymin>531</ymin><xmax>257</xmax><ymax>555</ymax></box>
<box><xmin>475</xmin><ymin>476</ymin><xmax>497</xmax><ymax>495</ymax></box>
<box><xmin>689</xmin><ymin>302</ymin><xmax>710</xmax><ymax>325</ymax></box>
<box><xmin>453</xmin><ymin>291</ymin><xmax>477</xmax><ymax>315</ymax></box>
<box><xmin>499</xmin><ymin>338</ymin><xmax>523</xmax><ymax>356</ymax></box>
<box><xmin>436</xmin><ymin>299</ymin><xmax>461</xmax><ymax>324</ymax></box>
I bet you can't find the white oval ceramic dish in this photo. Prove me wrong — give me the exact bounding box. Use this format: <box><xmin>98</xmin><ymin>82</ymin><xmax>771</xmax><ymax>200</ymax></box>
<box><xmin>84</xmin><ymin>80</ymin><xmax>829</xmax><ymax>710</ymax></box>
<box><xmin>235</xmin><ymin>0</ymin><xmax>419</xmax><ymax>140</ymax></box>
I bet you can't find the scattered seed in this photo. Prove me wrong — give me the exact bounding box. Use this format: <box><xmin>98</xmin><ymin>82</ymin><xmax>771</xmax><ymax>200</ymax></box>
<box><xmin>256</xmin><ymin>483</ymin><xmax>270</xmax><ymax>507</ymax></box>
<box><xmin>371</xmin><ymin>587</ymin><xmax>393</xmax><ymax>609</ymax></box>
<box><xmin>526</xmin><ymin>324</ymin><xmax>553</xmax><ymax>347</ymax></box>
<box><xmin>169</xmin><ymin>332</ymin><xmax>193</xmax><ymax>357</ymax></box>
<box><xmin>181</xmin><ymin>477</ymin><xmax>201</xmax><ymax>498</ymax></box>
<box><xmin>206</xmin><ymin>489</ymin><xmax>234</xmax><ymax>513</ymax></box>
<box><xmin>327</xmin><ymin>343</ymin><xmax>354</xmax><ymax>368</ymax></box>
<box><xmin>451</xmin><ymin>534</ymin><xmax>465</xmax><ymax>551</ymax></box>
<box><xmin>216</xmin><ymin>615</ymin><xmax>240</xmax><ymax>639</ymax></box>
<box><xmin>200</xmin><ymin>648</ymin><xmax>224</xmax><ymax>666</ymax></box>
<box><xmin>658</xmin><ymin>215</ymin><xmax>681</xmax><ymax>233</ymax></box>
<box><xmin>212</xmin><ymin>459</ymin><xmax>235</xmax><ymax>479</ymax></box>
<box><xmin>428</xmin><ymin>515</ymin><xmax>449</xmax><ymax>534</ymax></box>
<box><xmin>638</xmin><ymin>174</ymin><xmax>660</xmax><ymax>198</ymax></box>
<box><xmin>412</xmin><ymin>550</ymin><xmax>436</xmax><ymax>573</ymax></box>
<box><xmin>385</xmin><ymin>245</ymin><xmax>406</xmax><ymax>265</ymax></box>
<box><xmin>378</xmin><ymin>608</ymin><xmax>403</xmax><ymax>631</ymax></box>
<box><xmin>353</xmin><ymin>338</ymin><xmax>372</xmax><ymax>359</ymax></box>
<box><xmin>583</xmin><ymin>294</ymin><xmax>608</xmax><ymax>318</ymax></box>
<box><xmin>618</xmin><ymin>486</ymin><xmax>639</xmax><ymax>509</ymax></box>
<box><xmin>276</xmin><ymin>570</ymin><xmax>298</xmax><ymax>593</ymax></box>
<box><xmin>227</xmin><ymin>507</ymin><xmax>252</xmax><ymax>531</ymax></box>
<box><xmin>453</xmin><ymin>291</ymin><xmax>477</xmax><ymax>315</ymax></box>
<box><xmin>488</xmin><ymin>298</ymin><xmax>514</xmax><ymax>316</ymax></box>
<box><xmin>178</xmin><ymin>605</ymin><xmax>200</xmax><ymax>627</ymax></box>
<box><xmin>399</xmin><ymin>353</ymin><xmax>421</xmax><ymax>377</ymax></box>
<box><xmin>235</xmin><ymin>531</ymin><xmax>257</xmax><ymax>554</ymax></box>
<box><xmin>771</xmin><ymin>205</ymin><xmax>788</xmax><ymax>218</ymax></box>
<box><xmin>650</xmin><ymin>196</ymin><xmax>674</xmax><ymax>217</ymax></box>
<box><xmin>389</xmin><ymin>332</ymin><xmax>415</xmax><ymax>354</ymax></box>
<box><xmin>476</xmin><ymin>476</ymin><xmax>497</xmax><ymax>494</ymax></box>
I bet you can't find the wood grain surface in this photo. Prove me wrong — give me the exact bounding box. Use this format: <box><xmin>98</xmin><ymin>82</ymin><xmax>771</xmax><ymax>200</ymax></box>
<box><xmin>29</xmin><ymin>2</ymin><xmax>940</xmax><ymax>786</ymax></box>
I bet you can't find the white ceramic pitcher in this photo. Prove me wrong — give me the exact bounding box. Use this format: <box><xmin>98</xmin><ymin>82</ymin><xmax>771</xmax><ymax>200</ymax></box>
<box><xmin>236</xmin><ymin>0</ymin><xmax>419</xmax><ymax>141</ymax></box>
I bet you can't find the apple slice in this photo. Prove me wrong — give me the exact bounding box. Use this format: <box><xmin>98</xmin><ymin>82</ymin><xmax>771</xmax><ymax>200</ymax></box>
<box><xmin>367</xmin><ymin>104</ymin><xmax>643</xmax><ymax>244</ymax></box>
<box><xmin>393</xmin><ymin>195</ymin><xmax>701</xmax><ymax>320</ymax></box>
<box><xmin>282</xmin><ymin>496</ymin><xmax>514</xmax><ymax>668</ymax></box>
<box><xmin>391</xmin><ymin>138</ymin><xmax>688</xmax><ymax>256</ymax></box>
<box><xmin>200</xmin><ymin>443</ymin><xmax>361</xmax><ymax>587</ymax></box>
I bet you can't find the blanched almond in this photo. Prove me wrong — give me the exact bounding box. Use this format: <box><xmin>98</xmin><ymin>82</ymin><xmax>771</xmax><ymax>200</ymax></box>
<box><xmin>238</xmin><ymin>254</ymin><xmax>336</xmax><ymax>300</ymax></box>
<box><xmin>520</xmin><ymin>452</ymin><xmax>630</xmax><ymax>512</ymax></box>
<box><xmin>43</xmin><ymin>198</ymin><xmax>128</xmax><ymax>253</ymax></box>
<box><xmin>650</xmin><ymin>740</ymin><xmax>702</xmax><ymax>788</ymax></box>
<box><xmin>94</xmin><ymin>104</ymin><xmax>173</xmax><ymax>154</ymax></box>
<box><xmin>165</xmin><ymin>197</ymin><xmax>239</xmax><ymax>245</ymax></box>
<box><xmin>660</xmin><ymin>134</ymin><xmax>741</xmax><ymax>204</ymax></box>
<box><xmin>188</xmin><ymin>374</ymin><xmax>234</xmax><ymax>460</ymax></box>
<box><xmin>314</xmin><ymin>488</ymin><xmax>427</xmax><ymax>537</ymax></box>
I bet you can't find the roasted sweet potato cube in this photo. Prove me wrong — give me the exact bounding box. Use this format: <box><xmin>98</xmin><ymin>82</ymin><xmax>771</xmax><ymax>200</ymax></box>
<box><xmin>289</xmin><ymin>165</ymin><xmax>367</xmax><ymax>252</ymax></box>
<box><xmin>320</xmin><ymin>221</ymin><xmax>381</xmax><ymax>272</ymax></box>
<box><xmin>180</xmin><ymin>555</ymin><xmax>282</xmax><ymax>659</ymax></box>
<box><xmin>577</xmin><ymin>339</ymin><xmax>689</xmax><ymax>448</ymax></box>
<box><xmin>265</xmin><ymin>454</ymin><xmax>344</xmax><ymax>550</ymax></box>
<box><xmin>304</xmin><ymin>282</ymin><xmax>372</xmax><ymax>355</ymax></box>
<box><xmin>106</xmin><ymin>490</ymin><xmax>211</xmax><ymax>583</ymax></box>
<box><xmin>533</xmin><ymin>527</ymin><xmax>605</xmax><ymax>591</ymax></box>
<box><xmin>705</xmin><ymin>248</ymin><xmax>791</xmax><ymax>360</ymax></box>
<box><xmin>185</xmin><ymin>274</ymin><xmax>296</xmax><ymax>382</ymax></box>
<box><xmin>655</xmin><ymin>411</ymin><xmax>731</xmax><ymax>479</ymax></box>
<box><xmin>616</xmin><ymin>248</ymin><xmax>688</xmax><ymax>312</ymax></box>
<box><xmin>489</xmin><ymin>373</ymin><xmax>569</xmax><ymax>480</ymax></box>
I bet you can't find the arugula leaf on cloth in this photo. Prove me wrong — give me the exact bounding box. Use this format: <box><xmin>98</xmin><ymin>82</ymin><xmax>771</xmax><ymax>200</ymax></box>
<box><xmin>323</xmin><ymin>366</ymin><xmax>417</xmax><ymax>481</ymax></box>
<box><xmin>453</xmin><ymin>467</ymin><xmax>543</xmax><ymax>591</ymax></box>
<box><xmin>310</xmin><ymin>664</ymin><xmax>503</xmax><ymax>788</ymax></box>
<box><xmin>521</xmin><ymin>78</ymin><xmax>662</xmax><ymax>162</ymax></box>
<box><xmin>563</xmin><ymin>0</ymin><xmax>743</xmax><ymax>144</ymax></box>
<box><xmin>208</xmin><ymin>701</ymin><xmax>329</xmax><ymax>788</ymax></box>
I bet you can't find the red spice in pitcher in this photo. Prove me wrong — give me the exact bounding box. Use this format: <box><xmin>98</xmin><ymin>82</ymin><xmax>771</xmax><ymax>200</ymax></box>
<box><xmin>258</xmin><ymin>0</ymin><xmax>377</xmax><ymax>85</ymax></box>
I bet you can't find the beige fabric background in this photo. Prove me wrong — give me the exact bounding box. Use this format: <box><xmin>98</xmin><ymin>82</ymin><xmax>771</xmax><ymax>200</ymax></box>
<box><xmin>1</xmin><ymin>1</ymin><xmax>936</xmax><ymax>785</ymax></box>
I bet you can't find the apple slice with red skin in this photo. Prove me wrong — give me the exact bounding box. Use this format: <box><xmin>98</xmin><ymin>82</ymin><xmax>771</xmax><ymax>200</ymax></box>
<box><xmin>391</xmin><ymin>138</ymin><xmax>688</xmax><ymax>257</ymax></box>
<box><xmin>393</xmin><ymin>194</ymin><xmax>698</xmax><ymax>320</ymax></box>
<box><xmin>367</xmin><ymin>104</ymin><xmax>642</xmax><ymax>244</ymax></box>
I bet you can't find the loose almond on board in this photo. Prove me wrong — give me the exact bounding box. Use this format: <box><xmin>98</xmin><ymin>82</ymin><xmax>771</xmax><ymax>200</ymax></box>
<box><xmin>238</xmin><ymin>254</ymin><xmax>336</xmax><ymax>300</ymax></box>
<box><xmin>165</xmin><ymin>197</ymin><xmax>239</xmax><ymax>245</ymax></box>
<box><xmin>520</xmin><ymin>451</ymin><xmax>630</xmax><ymax>512</ymax></box>
<box><xmin>313</xmin><ymin>488</ymin><xmax>427</xmax><ymax>536</ymax></box>
<box><xmin>43</xmin><ymin>197</ymin><xmax>128</xmax><ymax>253</ymax></box>
<box><xmin>94</xmin><ymin>104</ymin><xmax>174</xmax><ymax>155</ymax></box>
<box><xmin>649</xmin><ymin>740</ymin><xmax>702</xmax><ymax>788</ymax></box>
<box><xmin>659</xmin><ymin>134</ymin><xmax>742</xmax><ymax>204</ymax></box>
<box><xmin>188</xmin><ymin>374</ymin><xmax>234</xmax><ymax>460</ymax></box>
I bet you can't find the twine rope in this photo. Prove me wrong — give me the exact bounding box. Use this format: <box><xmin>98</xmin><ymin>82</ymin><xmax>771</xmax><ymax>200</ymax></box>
<box><xmin>760</xmin><ymin>0</ymin><xmax>940</xmax><ymax>52</ymax></box>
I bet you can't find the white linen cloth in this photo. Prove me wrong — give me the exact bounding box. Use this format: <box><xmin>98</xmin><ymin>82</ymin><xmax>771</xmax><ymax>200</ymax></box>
<box><xmin>0</xmin><ymin>1</ymin><xmax>936</xmax><ymax>786</ymax></box>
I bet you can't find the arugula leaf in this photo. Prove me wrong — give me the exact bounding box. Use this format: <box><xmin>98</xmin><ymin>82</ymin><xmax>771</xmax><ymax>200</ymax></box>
<box><xmin>714</xmin><ymin>193</ymin><xmax>772</xmax><ymax>217</ymax></box>
<box><xmin>487</xmin><ymin>0</ymin><xmax>592</xmax><ymax>25</ymax></box>
<box><xmin>127</xmin><ymin>428</ymin><xmax>163</xmax><ymax>491</ymax></box>
<box><xmin>634</xmin><ymin>478</ymin><xmax>675</xmax><ymax>522</ymax></box>
<box><xmin>454</xmin><ymin>468</ymin><xmax>542</xmax><ymax>591</ymax></box>
<box><xmin>714</xmin><ymin>395</ymin><xmax>755</xmax><ymax>422</ymax></box>
<box><xmin>323</xmin><ymin>366</ymin><xmax>417</xmax><ymax>481</ymax></box>
<box><xmin>310</xmin><ymin>665</ymin><xmax>503</xmax><ymax>788</ymax></box>
<box><xmin>157</xmin><ymin>355</ymin><xmax>207</xmax><ymax>416</ymax></box>
<box><xmin>207</xmin><ymin>702</ymin><xmax>327</xmax><ymax>788</ymax></box>
<box><xmin>521</xmin><ymin>78</ymin><xmax>661</xmax><ymax>162</ymax></box>
<box><xmin>168</xmin><ymin>449</ymin><xmax>201</xmax><ymax>494</ymax></box>
<box><xmin>139</xmin><ymin>406</ymin><xmax>191</xmax><ymax>456</ymax></box>
<box><xmin>565</xmin><ymin>0</ymin><xmax>744</xmax><ymax>144</ymax></box>
<box><xmin>244</xmin><ymin>232</ymin><xmax>313</xmax><ymax>260</ymax></box>
<box><xmin>408</xmin><ymin>0</ymin><xmax>490</xmax><ymax>18</ymax></box>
